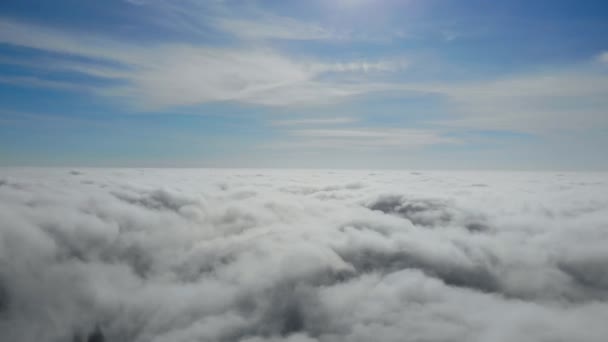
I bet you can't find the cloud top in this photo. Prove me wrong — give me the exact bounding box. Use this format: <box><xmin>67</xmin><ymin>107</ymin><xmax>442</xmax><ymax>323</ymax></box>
<box><xmin>1</xmin><ymin>168</ymin><xmax>608</xmax><ymax>341</ymax></box>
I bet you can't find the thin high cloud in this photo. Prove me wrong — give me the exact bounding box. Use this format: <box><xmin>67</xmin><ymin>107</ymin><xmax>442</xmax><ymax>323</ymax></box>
<box><xmin>307</xmin><ymin>59</ymin><xmax>409</xmax><ymax>74</ymax></box>
<box><xmin>133</xmin><ymin>0</ymin><xmax>390</xmax><ymax>43</ymax></box>
<box><xmin>125</xmin><ymin>0</ymin><xmax>346</xmax><ymax>42</ymax></box>
<box><xmin>270</xmin><ymin>118</ymin><xmax>358</xmax><ymax>127</ymax></box>
<box><xmin>0</xmin><ymin>17</ymin><xmax>406</xmax><ymax>109</ymax></box>
<box><xmin>1</xmin><ymin>168</ymin><xmax>608</xmax><ymax>341</ymax></box>
<box><xmin>423</xmin><ymin>69</ymin><xmax>608</xmax><ymax>132</ymax></box>
<box><xmin>274</xmin><ymin>128</ymin><xmax>457</xmax><ymax>150</ymax></box>
<box><xmin>265</xmin><ymin>119</ymin><xmax>456</xmax><ymax>151</ymax></box>
<box><xmin>1</xmin><ymin>7</ymin><xmax>607</xmax><ymax>137</ymax></box>
<box><xmin>214</xmin><ymin>16</ymin><xmax>340</xmax><ymax>41</ymax></box>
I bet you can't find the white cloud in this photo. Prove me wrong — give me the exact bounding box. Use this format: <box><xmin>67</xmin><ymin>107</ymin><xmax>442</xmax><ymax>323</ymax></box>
<box><xmin>128</xmin><ymin>0</ymin><xmax>346</xmax><ymax>42</ymax></box>
<box><xmin>598</xmin><ymin>51</ymin><xmax>608</xmax><ymax>64</ymax></box>
<box><xmin>336</xmin><ymin>69</ymin><xmax>608</xmax><ymax>133</ymax></box>
<box><xmin>0</xmin><ymin>55</ymin><xmax>128</xmax><ymax>80</ymax></box>
<box><xmin>213</xmin><ymin>15</ymin><xmax>400</xmax><ymax>44</ymax></box>
<box><xmin>270</xmin><ymin>117</ymin><xmax>358</xmax><ymax>126</ymax></box>
<box><xmin>111</xmin><ymin>47</ymin><xmax>313</xmax><ymax>108</ymax></box>
<box><xmin>0</xmin><ymin>18</ymin><xmax>139</xmax><ymax>63</ymax></box>
<box><xmin>280</xmin><ymin>128</ymin><xmax>457</xmax><ymax>149</ymax></box>
<box><xmin>214</xmin><ymin>16</ymin><xmax>340</xmax><ymax>41</ymax></box>
<box><xmin>0</xmin><ymin>75</ymin><xmax>92</xmax><ymax>92</ymax></box>
<box><xmin>307</xmin><ymin>59</ymin><xmax>409</xmax><ymax>73</ymax></box>
<box><xmin>2</xmin><ymin>17</ymin><xmax>606</xmax><ymax>133</ymax></box>
<box><xmin>0</xmin><ymin>18</ymin><xmax>405</xmax><ymax>109</ymax></box>
<box><xmin>426</xmin><ymin>70</ymin><xmax>608</xmax><ymax>132</ymax></box>
<box><xmin>1</xmin><ymin>168</ymin><xmax>608</xmax><ymax>341</ymax></box>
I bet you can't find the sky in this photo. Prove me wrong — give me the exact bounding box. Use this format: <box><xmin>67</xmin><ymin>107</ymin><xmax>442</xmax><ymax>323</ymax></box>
<box><xmin>0</xmin><ymin>0</ymin><xmax>607</xmax><ymax>169</ymax></box>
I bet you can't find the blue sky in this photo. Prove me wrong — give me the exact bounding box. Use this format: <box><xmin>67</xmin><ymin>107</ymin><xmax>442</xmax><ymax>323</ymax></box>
<box><xmin>1</xmin><ymin>0</ymin><xmax>607</xmax><ymax>169</ymax></box>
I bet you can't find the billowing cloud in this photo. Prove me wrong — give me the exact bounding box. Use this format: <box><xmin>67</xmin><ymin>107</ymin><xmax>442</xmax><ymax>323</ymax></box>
<box><xmin>1</xmin><ymin>168</ymin><xmax>608</xmax><ymax>341</ymax></box>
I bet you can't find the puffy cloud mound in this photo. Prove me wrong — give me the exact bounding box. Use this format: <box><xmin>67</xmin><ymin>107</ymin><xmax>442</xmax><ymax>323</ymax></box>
<box><xmin>1</xmin><ymin>168</ymin><xmax>608</xmax><ymax>342</ymax></box>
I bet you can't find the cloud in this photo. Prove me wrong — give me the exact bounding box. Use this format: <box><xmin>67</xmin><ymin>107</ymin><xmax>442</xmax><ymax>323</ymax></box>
<box><xmin>108</xmin><ymin>47</ymin><xmax>313</xmax><ymax>108</ymax></box>
<box><xmin>1</xmin><ymin>168</ymin><xmax>608</xmax><ymax>342</ymax></box>
<box><xmin>0</xmin><ymin>55</ymin><xmax>129</xmax><ymax>80</ymax></box>
<box><xmin>435</xmin><ymin>70</ymin><xmax>608</xmax><ymax>132</ymax></box>
<box><xmin>125</xmin><ymin>0</ymin><xmax>343</xmax><ymax>42</ymax></box>
<box><xmin>0</xmin><ymin>75</ymin><xmax>92</xmax><ymax>92</ymax></box>
<box><xmin>0</xmin><ymin>18</ymin><xmax>139</xmax><ymax>63</ymax></box>
<box><xmin>0</xmin><ymin>18</ymin><xmax>406</xmax><ymax>109</ymax></box>
<box><xmin>1</xmin><ymin>16</ymin><xmax>606</xmax><ymax>134</ymax></box>
<box><xmin>598</xmin><ymin>51</ymin><xmax>608</xmax><ymax>64</ymax></box>
<box><xmin>279</xmin><ymin>128</ymin><xmax>457</xmax><ymax>149</ymax></box>
<box><xmin>214</xmin><ymin>16</ymin><xmax>340</xmax><ymax>41</ymax></box>
<box><xmin>371</xmin><ymin>68</ymin><xmax>608</xmax><ymax>133</ymax></box>
<box><xmin>307</xmin><ymin>59</ymin><xmax>409</xmax><ymax>74</ymax></box>
<box><xmin>270</xmin><ymin>118</ymin><xmax>358</xmax><ymax>127</ymax></box>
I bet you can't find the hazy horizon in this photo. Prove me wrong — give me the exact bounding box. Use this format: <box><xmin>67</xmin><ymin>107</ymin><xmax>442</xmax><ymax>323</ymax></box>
<box><xmin>3</xmin><ymin>166</ymin><xmax>608</xmax><ymax>173</ymax></box>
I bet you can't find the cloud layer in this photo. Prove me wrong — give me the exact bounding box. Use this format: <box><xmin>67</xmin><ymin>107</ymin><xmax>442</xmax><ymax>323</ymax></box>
<box><xmin>1</xmin><ymin>168</ymin><xmax>608</xmax><ymax>342</ymax></box>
